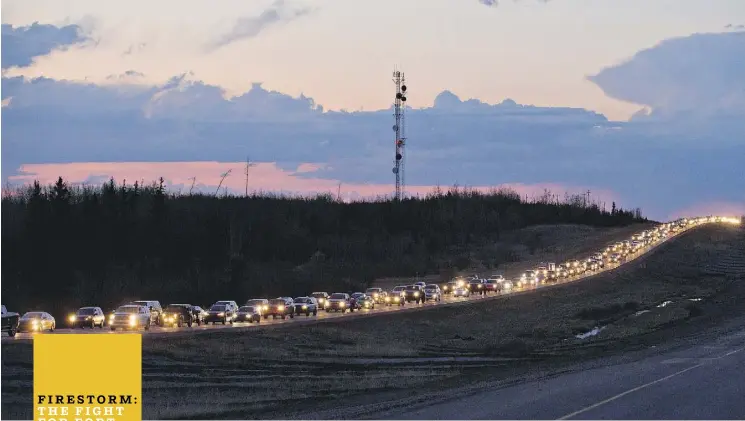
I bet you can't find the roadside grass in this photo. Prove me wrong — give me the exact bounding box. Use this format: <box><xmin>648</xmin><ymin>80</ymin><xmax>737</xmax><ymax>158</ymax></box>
<box><xmin>2</xmin><ymin>224</ymin><xmax>742</xmax><ymax>420</ymax></box>
<box><xmin>372</xmin><ymin>223</ymin><xmax>653</xmax><ymax>289</ymax></box>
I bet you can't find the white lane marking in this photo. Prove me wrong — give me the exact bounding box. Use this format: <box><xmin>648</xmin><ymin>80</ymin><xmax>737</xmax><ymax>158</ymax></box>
<box><xmin>557</xmin><ymin>346</ymin><xmax>745</xmax><ymax>420</ymax></box>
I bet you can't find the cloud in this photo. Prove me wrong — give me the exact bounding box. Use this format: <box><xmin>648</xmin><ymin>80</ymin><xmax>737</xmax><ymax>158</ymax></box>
<box><xmin>2</xmin><ymin>26</ymin><xmax>743</xmax><ymax>221</ymax></box>
<box><xmin>205</xmin><ymin>0</ymin><xmax>313</xmax><ymax>52</ymax></box>
<box><xmin>588</xmin><ymin>32</ymin><xmax>745</xmax><ymax>118</ymax></box>
<box><xmin>1</xmin><ymin>22</ymin><xmax>89</xmax><ymax>69</ymax></box>
<box><xmin>3</xmin><ymin>71</ymin><xmax>744</xmax><ymax>221</ymax></box>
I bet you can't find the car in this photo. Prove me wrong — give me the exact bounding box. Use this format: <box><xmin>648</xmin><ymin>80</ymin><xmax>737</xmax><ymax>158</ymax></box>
<box><xmin>109</xmin><ymin>305</ymin><xmax>150</xmax><ymax>331</ymax></box>
<box><xmin>413</xmin><ymin>281</ymin><xmax>427</xmax><ymax>289</ymax></box>
<box><xmin>205</xmin><ymin>303</ymin><xmax>235</xmax><ymax>325</ymax></box>
<box><xmin>483</xmin><ymin>279</ymin><xmax>501</xmax><ymax>294</ymax></box>
<box><xmin>266</xmin><ymin>298</ymin><xmax>295</xmax><ymax>319</ymax></box>
<box><xmin>404</xmin><ymin>285</ymin><xmax>425</xmax><ymax>304</ymax></box>
<box><xmin>517</xmin><ymin>271</ymin><xmax>537</xmax><ymax>288</ymax></box>
<box><xmin>351</xmin><ymin>292</ymin><xmax>366</xmax><ymax>301</ymax></box>
<box><xmin>191</xmin><ymin>306</ymin><xmax>208</xmax><ymax>324</ymax></box>
<box><xmin>235</xmin><ymin>305</ymin><xmax>262</xmax><ymax>323</ymax></box>
<box><xmin>327</xmin><ymin>293</ymin><xmax>352</xmax><ymax>312</ymax></box>
<box><xmin>293</xmin><ymin>297</ymin><xmax>318</xmax><ymax>316</ymax></box>
<box><xmin>18</xmin><ymin>311</ymin><xmax>56</xmax><ymax>333</ymax></box>
<box><xmin>440</xmin><ymin>281</ymin><xmax>455</xmax><ymax>295</ymax></box>
<box><xmin>161</xmin><ymin>304</ymin><xmax>199</xmax><ymax>327</ymax></box>
<box><xmin>468</xmin><ymin>278</ymin><xmax>486</xmax><ymax>294</ymax></box>
<box><xmin>423</xmin><ymin>284</ymin><xmax>442</xmax><ymax>301</ymax></box>
<box><xmin>357</xmin><ymin>295</ymin><xmax>376</xmax><ymax>310</ymax></box>
<box><xmin>130</xmin><ymin>300</ymin><xmax>163</xmax><ymax>326</ymax></box>
<box><xmin>365</xmin><ymin>288</ymin><xmax>386</xmax><ymax>304</ymax></box>
<box><xmin>453</xmin><ymin>286</ymin><xmax>470</xmax><ymax>297</ymax></box>
<box><xmin>1</xmin><ymin>305</ymin><xmax>20</xmax><ymax>337</ymax></box>
<box><xmin>245</xmin><ymin>299</ymin><xmax>270</xmax><ymax>313</ymax></box>
<box><xmin>68</xmin><ymin>307</ymin><xmax>106</xmax><ymax>329</ymax></box>
<box><xmin>311</xmin><ymin>292</ymin><xmax>330</xmax><ymax>309</ymax></box>
<box><xmin>385</xmin><ymin>287</ymin><xmax>406</xmax><ymax>306</ymax></box>
<box><xmin>214</xmin><ymin>300</ymin><xmax>239</xmax><ymax>314</ymax></box>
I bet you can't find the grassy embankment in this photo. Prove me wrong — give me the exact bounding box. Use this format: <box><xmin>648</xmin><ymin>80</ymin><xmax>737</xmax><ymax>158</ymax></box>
<box><xmin>3</xmin><ymin>223</ymin><xmax>743</xmax><ymax>420</ymax></box>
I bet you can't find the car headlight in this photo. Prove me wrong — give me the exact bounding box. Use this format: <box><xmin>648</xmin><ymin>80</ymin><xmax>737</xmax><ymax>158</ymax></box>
<box><xmin>385</xmin><ymin>296</ymin><xmax>391</xmax><ymax>302</ymax></box>
<box><xmin>302</xmin><ymin>305</ymin><xmax>308</xmax><ymax>310</ymax></box>
<box><xmin>69</xmin><ymin>315</ymin><xmax>76</xmax><ymax>322</ymax></box>
<box><xmin>414</xmin><ymin>292</ymin><xmax>420</xmax><ymax>297</ymax></box>
<box><xmin>278</xmin><ymin>305</ymin><xmax>285</xmax><ymax>311</ymax></box>
<box><xmin>339</xmin><ymin>302</ymin><xmax>346</xmax><ymax>307</ymax></box>
<box><xmin>373</xmin><ymin>293</ymin><xmax>379</xmax><ymax>298</ymax></box>
<box><xmin>478</xmin><ymin>284</ymin><xmax>483</xmax><ymax>288</ymax></box>
<box><xmin>218</xmin><ymin>312</ymin><xmax>225</xmax><ymax>317</ymax></box>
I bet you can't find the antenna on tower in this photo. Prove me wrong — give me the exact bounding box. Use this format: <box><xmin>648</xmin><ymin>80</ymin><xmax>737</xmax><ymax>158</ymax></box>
<box><xmin>391</xmin><ymin>68</ymin><xmax>408</xmax><ymax>201</ymax></box>
<box><xmin>244</xmin><ymin>156</ymin><xmax>257</xmax><ymax>197</ymax></box>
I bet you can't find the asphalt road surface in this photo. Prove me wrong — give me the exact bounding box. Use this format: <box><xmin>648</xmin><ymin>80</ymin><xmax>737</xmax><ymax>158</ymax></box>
<box><xmin>0</xmin><ymin>223</ymin><xmax>698</xmax><ymax>343</ymax></box>
<box><xmin>386</xmin><ymin>327</ymin><xmax>745</xmax><ymax>420</ymax></box>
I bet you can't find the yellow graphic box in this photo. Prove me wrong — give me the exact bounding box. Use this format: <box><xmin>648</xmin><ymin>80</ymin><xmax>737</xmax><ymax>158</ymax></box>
<box><xmin>34</xmin><ymin>334</ymin><xmax>142</xmax><ymax>421</ymax></box>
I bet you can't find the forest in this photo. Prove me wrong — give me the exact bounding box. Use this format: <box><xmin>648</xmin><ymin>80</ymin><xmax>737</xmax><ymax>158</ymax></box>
<box><xmin>1</xmin><ymin>177</ymin><xmax>647</xmax><ymax>317</ymax></box>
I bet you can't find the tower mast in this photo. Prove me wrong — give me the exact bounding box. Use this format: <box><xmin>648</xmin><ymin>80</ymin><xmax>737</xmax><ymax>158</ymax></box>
<box><xmin>392</xmin><ymin>69</ymin><xmax>408</xmax><ymax>201</ymax></box>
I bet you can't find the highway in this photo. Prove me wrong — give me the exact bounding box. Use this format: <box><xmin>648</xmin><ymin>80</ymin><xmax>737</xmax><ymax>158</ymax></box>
<box><xmin>2</xmin><ymin>217</ymin><xmax>736</xmax><ymax>343</ymax></box>
<box><xmin>385</xmin><ymin>326</ymin><xmax>745</xmax><ymax>420</ymax></box>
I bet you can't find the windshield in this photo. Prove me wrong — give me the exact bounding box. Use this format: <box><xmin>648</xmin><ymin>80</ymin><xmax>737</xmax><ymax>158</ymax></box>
<box><xmin>330</xmin><ymin>293</ymin><xmax>346</xmax><ymax>299</ymax></box>
<box><xmin>424</xmin><ymin>285</ymin><xmax>437</xmax><ymax>290</ymax></box>
<box><xmin>215</xmin><ymin>301</ymin><xmax>232</xmax><ymax>305</ymax></box>
<box><xmin>269</xmin><ymin>299</ymin><xmax>285</xmax><ymax>305</ymax></box>
<box><xmin>366</xmin><ymin>289</ymin><xmax>380</xmax><ymax>293</ymax></box>
<box><xmin>76</xmin><ymin>308</ymin><xmax>96</xmax><ymax>315</ymax></box>
<box><xmin>311</xmin><ymin>293</ymin><xmax>326</xmax><ymax>298</ymax></box>
<box><xmin>132</xmin><ymin>301</ymin><xmax>150</xmax><ymax>307</ymax></box>
<box><xmin>165</xmin><ymin>306</ymin><xmax>186</xmax><ymax>312</ymax></box>
<box><xmin>238</xmin><ymin>306</ymin><xmax>254</xmax><ymax>312</ymax></box>
<box><xmin>392</xmin><ymin>287</ymin><xmax>405</xmax><ymax>292</ymax></box>
<box><xmin>21</xmin><ymin>312</ymin><xmax>44</xmax><ymax>319</ymax></box>
<box><xmin>116</xmin><ymin>306</ymin><xmax>140</xmax><ymax>314</ymax></box>
<box><xmin>210</xmin><ymin>305</ymin><xmax>226</xmax><ymax>311</ymax></box>
<box><xmin>294</xmin><ymin>298</ymin><xmax>310</xmax><ymax>303</ymax></box>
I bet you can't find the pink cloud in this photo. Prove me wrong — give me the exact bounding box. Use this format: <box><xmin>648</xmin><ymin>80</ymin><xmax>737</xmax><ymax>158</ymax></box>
<box><xmin>9</xmin><ymin>161</ymin><xmax>620</xmax><ymax>205</ymax></box>
<box><xmin>293</xmin><ymin>163</ymin><xmax>326</xmax><ymax>174</ymax></box>
<box><xmin>667</xmin><ymin>201</ymin><xmax>745</xmax><ymax>220</ymax></box>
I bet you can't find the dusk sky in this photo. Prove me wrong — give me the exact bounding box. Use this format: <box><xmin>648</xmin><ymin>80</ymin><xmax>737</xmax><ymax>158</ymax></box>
<box><xmin>2</xmin><ymin>0</ymin><xmax>744</xmax><ymax>220</ymax></box>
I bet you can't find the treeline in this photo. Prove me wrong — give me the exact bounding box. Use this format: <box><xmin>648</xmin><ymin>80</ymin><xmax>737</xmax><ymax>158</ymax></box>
<box><xmin>1</xmin><ymin>177</ymin><xmax>646</xmax><ymax>318</ymax></box>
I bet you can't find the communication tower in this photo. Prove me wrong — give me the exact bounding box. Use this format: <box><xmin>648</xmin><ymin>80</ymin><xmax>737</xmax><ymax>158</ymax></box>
<box><xmin>392</xmin><ymin>69</ymin><xmax>408</xmax><ymax>201</ymax></box>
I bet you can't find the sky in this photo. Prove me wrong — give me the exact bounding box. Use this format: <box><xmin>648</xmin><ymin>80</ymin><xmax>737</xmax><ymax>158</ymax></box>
<box><xmin>1</xmin><ymin>0</ymin><xmax>745</xmax><ymax>220</ymax></box>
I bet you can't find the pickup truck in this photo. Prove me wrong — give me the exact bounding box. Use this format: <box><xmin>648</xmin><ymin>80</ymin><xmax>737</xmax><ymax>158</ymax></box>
<box><xmin>2</xmin><ymin>305</ymin><xmax>21</xmax><ymax>337</ymax></box>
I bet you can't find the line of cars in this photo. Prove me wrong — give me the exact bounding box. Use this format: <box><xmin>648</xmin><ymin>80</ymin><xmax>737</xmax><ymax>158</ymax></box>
<box><xmin>2</xmin><ymin>216</ymin><xmax>739</xmax><ymax>337</ymax></box>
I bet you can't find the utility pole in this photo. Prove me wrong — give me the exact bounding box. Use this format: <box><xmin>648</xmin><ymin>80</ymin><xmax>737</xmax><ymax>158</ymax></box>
<box><xmin>244</xmin><ymin>156</ymin><xmax>256</xmax><ymax>197</ymax></box>
<box><xmin>337</xmin><ymin>182</ymin><xmax>342</xmax><ymax>202</ymax></box>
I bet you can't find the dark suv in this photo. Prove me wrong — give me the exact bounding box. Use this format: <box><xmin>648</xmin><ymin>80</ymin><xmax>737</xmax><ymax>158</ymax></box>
<box><xmin>162</xmin><ymin>304</ymin><xmax>200</xmax><ymax>327</ymax></box>
<box><xmin>266</xmin><ymin>298</ymin><xmax>295</xmax><ymax>319</ymax></box>
<box><xmin>404</xmin><ymin>285</ymin><xmax>425</xmax><ymax>304</ymax></box>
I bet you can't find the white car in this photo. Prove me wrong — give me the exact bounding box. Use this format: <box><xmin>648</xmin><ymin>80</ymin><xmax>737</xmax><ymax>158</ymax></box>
<box><xmin>110</xmin><ymin>305</ymin><xmax>151</xmax><ymax>331</ymax></box>
<box><xmin>453</xmin><ymin>287</ymin><xmax>470</xmax><ymax>297</ymax></box>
